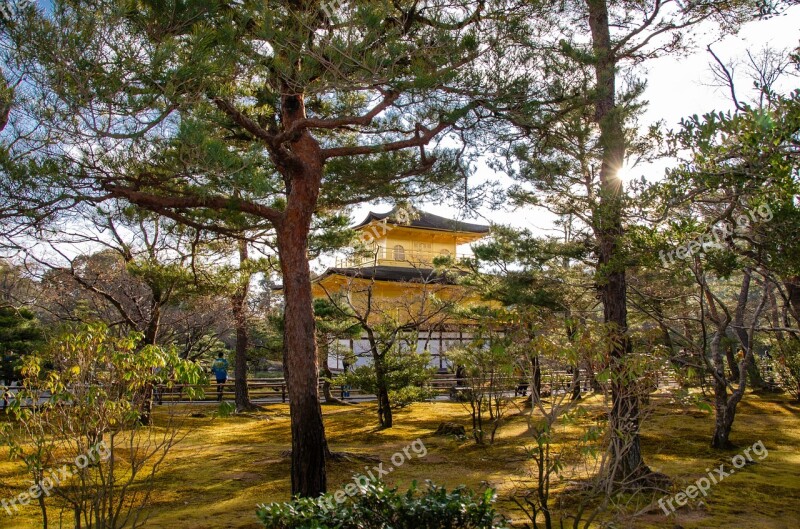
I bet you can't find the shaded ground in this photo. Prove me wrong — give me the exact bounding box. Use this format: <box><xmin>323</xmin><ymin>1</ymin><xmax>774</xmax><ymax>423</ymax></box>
<box><xmin>1</xmin><ymin>392</ymin><xmax>799</xmax><ymax>528</ymax></box>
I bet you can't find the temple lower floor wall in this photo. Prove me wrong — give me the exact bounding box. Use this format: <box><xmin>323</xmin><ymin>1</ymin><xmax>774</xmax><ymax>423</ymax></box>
<box><xmin>328</xmin><ymin>329</ymin><xmax>475</xmax><ymax>373</ymax></box>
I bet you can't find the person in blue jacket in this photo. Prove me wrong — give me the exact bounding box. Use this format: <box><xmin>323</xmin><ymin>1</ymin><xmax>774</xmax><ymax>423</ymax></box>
<box><xmin>211</xmin><ymin>352</ymin><xmax>229</xmax><ymax>402</ymax></box>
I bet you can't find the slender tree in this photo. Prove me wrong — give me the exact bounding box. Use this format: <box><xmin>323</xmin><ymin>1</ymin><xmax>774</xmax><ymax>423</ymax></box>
<box><xmin>231</xmin><ymin>239</ymin><xmax>255</xmax><ymax>411</ymax></box>
<box><xmin>319</xmin><ymin>267</ymin><xmax>462</xmax><ymax>427</ymax></box>
<box><xmin>643</xmin><ymin>46</ymin><xmax>800</xmax><ymax>447</ymax></box>
<box><xmin>497</xmin><ymin>0</ymin><xmax>779</xmax><ymax>486</ymax></box>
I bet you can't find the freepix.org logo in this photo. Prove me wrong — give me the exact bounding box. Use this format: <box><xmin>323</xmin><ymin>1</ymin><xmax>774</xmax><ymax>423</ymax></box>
<box><xmin>657</xmin><ymin>440</ymin><xmax>768</xmax><ymax>516</ymax></box>
<box><xmin>1</xmin><ymin>441</ymin><xmax>112</xmax><ymax>516</ymax></box>
<box><xmin>320</xmin><ymin>0</ymin><xmax>347</xmax><ymax>20</ymax></box>
<box><xmin>659</xmin><ymin>204</ymin><xmax>773</xmax><ymax>267</ymax></box>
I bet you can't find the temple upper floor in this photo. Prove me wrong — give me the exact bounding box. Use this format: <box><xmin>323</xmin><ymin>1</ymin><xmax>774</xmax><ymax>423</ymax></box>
<box><xmin>336</xmin><ymin>207</ymin><xmax>490</xmax><ymax>269</ymax></box>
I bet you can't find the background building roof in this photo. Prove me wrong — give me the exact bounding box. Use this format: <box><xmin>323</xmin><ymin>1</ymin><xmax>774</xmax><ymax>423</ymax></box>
<box><xmin>353</xmin><ymin>207</ymin><xmax>490</xmax><ymax>234</ymax></box>
<box><xmin>316</xmin><ymin>265</ymin><xmax>460</xmax><ymax>284</ymax></box>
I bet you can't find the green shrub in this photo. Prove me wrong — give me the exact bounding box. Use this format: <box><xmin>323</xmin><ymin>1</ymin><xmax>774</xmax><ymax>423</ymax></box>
<box><xmin>389</xmin><ymin>385</ymin><xmax>436</xmax><ymax>408</ymax></box>
<box><xmin>217</xmin><ymin>401</ymin><xmax>236</xmax><ymax>417</ymax></box>
<box><xmin>256</xmin><ymin>480</ymin><xmax>509</xmax><ymax>529</ymax></box>
<box><xmin>335</xmin><ymin>348</ymin><xmax>436</xmax><ymax>402</ymax></box>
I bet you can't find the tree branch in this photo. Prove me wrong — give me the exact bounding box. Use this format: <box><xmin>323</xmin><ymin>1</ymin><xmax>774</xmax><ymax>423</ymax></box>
<box><xmin>274</xmin><ymin>90</ymin><xmax>401</xmax><ymax>143</ymax></box>
<box><xmin>102</xmin><ymin>183</ymin><xmax>283</xmax><ymax>225</ymax></box>
<box><xmin>707</xmin><ymin>45</ymin><xmax>745</xmax><ymax>112</ymax></box>
<box><xmin>320</xmin><ymin>120</ymin><xmax>452</xmax><ymax>159</ymax></box>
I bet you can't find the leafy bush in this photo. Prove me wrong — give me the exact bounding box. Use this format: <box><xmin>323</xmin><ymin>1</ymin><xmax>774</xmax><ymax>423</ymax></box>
<box><xmin>1</xmin><ymin>324</ymin><xmax>205</xmax><ymax>529</ymax></box>
<box><xmin>256</xmin><ymin>480</ymin><xmax>509</xmax><ymax>529</ymax></box>
<box><xmin>447</xmin><ymin>338</ymin><xmax>516</xmax><ymax>445</ymax></box>
<box><xmin>389</xmin><ymin>385</ymin><xmax>436</xmax><ymax>408</ymax></box>
<box><xmin>335</xmin><ymin>348</ymin><xmax>436</xmax><ymax>407</ymax></box>
<box><xmin>217</xmin><ymin>400</ymin><xmax>237</xmax><ymax>417</ymax></box>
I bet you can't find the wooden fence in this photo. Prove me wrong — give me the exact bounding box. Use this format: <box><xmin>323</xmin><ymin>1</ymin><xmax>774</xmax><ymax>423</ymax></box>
<box><xmin>4</xmin><ymin>368</ymin><xmax>678</xmax><ymax>407</ymax></box>
<box><xmin>157</xmin><ymin>370</ymin><xmax>599</xmax><ymax>403</ymax></box>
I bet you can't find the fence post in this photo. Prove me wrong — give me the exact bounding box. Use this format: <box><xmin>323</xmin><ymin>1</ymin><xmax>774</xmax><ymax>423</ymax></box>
<box><xmin>281</xmin><ymin>384</ymin><xmax>286</xmax><ymax>403</ymax></box>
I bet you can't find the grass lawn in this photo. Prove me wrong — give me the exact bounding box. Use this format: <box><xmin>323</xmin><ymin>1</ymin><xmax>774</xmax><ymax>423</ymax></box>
<box><xmin>1</xmin><ymin>391</ymin><xmax>799</xmax><ymax>528</ymax></box>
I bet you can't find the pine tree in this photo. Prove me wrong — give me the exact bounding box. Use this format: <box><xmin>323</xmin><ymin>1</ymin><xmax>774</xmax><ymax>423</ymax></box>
<box><xmin>1</xmin><ymin>0</ymin><xmax>508</xmax><ymax>496</ymax></box>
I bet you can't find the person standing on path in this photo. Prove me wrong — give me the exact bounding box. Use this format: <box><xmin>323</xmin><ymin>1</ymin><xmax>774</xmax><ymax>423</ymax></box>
<box><xmin>211</xmin><ymin>352</ymin><xmax>229</xmax><ymax>402</ymax></box>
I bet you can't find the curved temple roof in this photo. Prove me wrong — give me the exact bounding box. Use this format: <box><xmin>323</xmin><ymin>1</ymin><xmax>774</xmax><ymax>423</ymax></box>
<box><xmin>353</xmin><ymin>207</ymin><xmax>490</xmax><ymax>234</ymax></box>
<box><xmin>316</xmin><ymin>265</ymin><xmax>460</xmax><ymax>284</ymax></box>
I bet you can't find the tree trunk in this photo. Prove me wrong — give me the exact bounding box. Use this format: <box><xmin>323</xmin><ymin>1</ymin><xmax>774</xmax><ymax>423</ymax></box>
<box><xmin>784</xmin><ymin>277</ymin><xmax>800</xmax><ymax>323</ymax></box>
<box><xmin>711</xmin><ymin>392</ymin><xmax>737</xmax><ymax>448</ymax></box>
<box><xmin>318</xmin><ymin>341</ymin><xmax>349</xmax><ymax>405</ymax></box>
<box><xmin>0</xmin><ymin>75</ymin><xmax>12</xmax><ymax>133</ymax></box>
<box><xmin>711</xmin><ymin>408</ymin><xmax>736</xmax><ymax>448</ymax></box>
<box><xmin>710</xmin><ymin>329</ymin><xmax>736</xmax><ymax>448</ymax></box>
<box><xmin>708</xmin><ymin>269</ymin><xmax>766</xmax><ymax>449</ymax></box>
<box><xmin>710</xmin><ymin>331</ymin><xmax>751</xmax><ymax>449</ymax></box>
<box><xmin>531</xmin><ymin>354</ymin><xmax>542</xmax><ymax>401</ymax></box>
<box><xmin>377</xmin><ymin>385</ymin><xmax>393</xmax><ymax>428</ymax></box>
<box><xmin>725</xmin><ymin>343</ymin><xmax>741</xmax><ymax>381</ymax></box>
<box><xmin>590</xmin><ymin>364</ymin><xmax>603</xmax><ymax>392</ymax></box>
<box><xmin>143</xmin><ymin>298</ymin><xmax>161</xmax><ymax>346</ymax></box>
<box><xmin>278</xmin><ymin>224</ymin><xmax>328</xmax><ymax>497</ymax></box>
<box><xmin>587</xmin><ymin>0</ymin><xmax>653</xmax><ymax>486</ymax></box>
<box><xmin>232</xmin><ymin>239</ymin><xmax>254</xmax><ymax>412</ymax></box>
<box><xmin>275</xmin><ymin>92</ymin><xmax>328</xmax><ymax>497</ymax></box>
<box><xmin>375</xmin><ymin>356</ymin><xmax>393</xmax><ymax>428</ymax></box>
<box><xmin>140</xmin><ymin>298</ymin><xmax>162</xmax><ymax>426</ymax></box>
<box><xmin>746</xmin><ymin>356</ymin><xmax>767</xmax><ymax>389</ymax></box>
<box><xmin>320</xmin><ymin>343</ymin><xmax>335</xmax><ymax>402</ymax></box>
<box><xmin>37</xmin><ymin>485</ymin><xmax>48</xmax><ymax>529</ymax></box>
<box><xmin>565</xmin><ymin>314</ymin><xmax>581</xmax><ymax>400</ymax></box>
<box><xmin>571</xmin><ymin>367</ymin><xmax>582</xmax><ymax>401</ymax></box>
<box><xmin>732</xmin><ymin>268</ymin><xmax>766</xmax><ymax>390</ymax></box>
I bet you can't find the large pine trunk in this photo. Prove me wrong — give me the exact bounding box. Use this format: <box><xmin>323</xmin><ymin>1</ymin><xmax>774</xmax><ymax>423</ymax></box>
<box><xmin>276</xmin><ymin>93</ymin><xmax>328</xmax><ymax>497</ymax></box>
<box><xmin>278</xmin><ymin>225</ymin><xmax>328</xmax><ymax>497</ymax></box>
<box><xmin>587</xmin><ymin>0</ymin><xmax>654</xmax><ymax>486</ymax></box>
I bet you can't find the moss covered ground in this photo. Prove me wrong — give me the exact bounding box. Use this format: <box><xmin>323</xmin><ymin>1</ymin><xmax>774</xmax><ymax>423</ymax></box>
<box><xmin>1</xmin><ymin>391</ymin><xmax>798</xmax><ymax>528</ymax></box>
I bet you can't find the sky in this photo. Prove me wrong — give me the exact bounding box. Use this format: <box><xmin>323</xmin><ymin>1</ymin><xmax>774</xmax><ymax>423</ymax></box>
<box><xmin>349</xmin><ymin>4</ymin><xmax>800</xmax><ymax>239</ymax></box>
<box><xmin>6</xmin><ymin>2</ymin><xmax>799</xmax><ymax>268</ymax></box>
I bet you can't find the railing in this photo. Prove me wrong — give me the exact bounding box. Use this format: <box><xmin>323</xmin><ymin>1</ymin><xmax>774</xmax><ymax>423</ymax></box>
<box><xmin>3</xmin><ymin>369</ymin><xmax>681</xmax><ymax>407</ymax></box>
<box><xmin>154</xmin><ymin>371</ymin><xmax>596</xmax><ymax>403</ymax></box>
<box><xmin>334</xmin><ymin>246</ymin><xmax>470</xmax><ymax>269</ymax></box>
<box><xmin>152</xmin><ymin>378</ymin><xmax>372</xmax><ymax>404</ymax></box>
